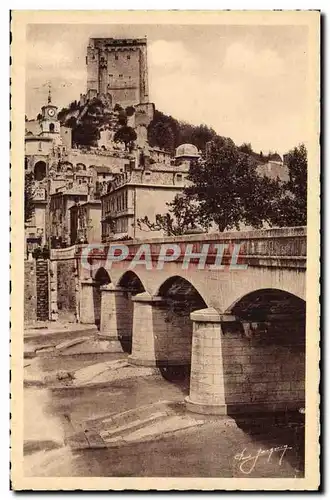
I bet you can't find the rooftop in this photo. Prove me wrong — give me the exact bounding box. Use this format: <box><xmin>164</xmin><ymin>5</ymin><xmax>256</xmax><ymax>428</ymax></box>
<box><xmin>94</xmin><ymin>166</ymin><xmax>114</xmax><ymax>174</ymax></box>
<box><xmin>175</xmin><ymin>143</ymin><xmax>200</xmax><ymax>159</ymax></box>
<box><xmin>90</xmin><ymin>37</ymin><xmax>147</xmax><ymax>47</ymax></box>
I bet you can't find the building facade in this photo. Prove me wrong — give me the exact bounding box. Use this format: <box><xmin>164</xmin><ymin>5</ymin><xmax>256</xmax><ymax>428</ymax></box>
<box><xmin>49</xmin><ymin>185</ymin><xmax>89</xmax><ymax>248</ymax></box>
<box><xmin>25</xmin><ymin>94</ymin><xmax>69</xmax><ymax>253</ymax></box>
<box><xmin>69</xmin><ymin>200</ymin><xmax>102</xmax><ymax>245</ymax></box>
<box><xmin>101</xmin><ymin>144</ymin><xmax>199</xmax><ymax>241</ymax></box>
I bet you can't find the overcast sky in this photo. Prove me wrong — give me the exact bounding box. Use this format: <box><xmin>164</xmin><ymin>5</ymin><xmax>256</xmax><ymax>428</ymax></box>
<box><xmin>25</xmin><ymin>23</ymin><xmax>309</xmax><ymax>155</ymax></box>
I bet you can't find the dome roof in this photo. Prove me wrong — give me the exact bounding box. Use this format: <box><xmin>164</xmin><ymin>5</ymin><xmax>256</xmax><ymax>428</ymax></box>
<box><xmin>175</xmin><ymin>143</ymin><xmax>199</xmax><ymax>158</ymax></box>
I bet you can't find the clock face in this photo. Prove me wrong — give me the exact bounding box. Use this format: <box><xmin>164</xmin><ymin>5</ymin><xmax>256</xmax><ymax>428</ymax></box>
<box><xmin>48</xmin><ymin>108</ymin><xmax>55</xmax><ymax>117</ymax></box>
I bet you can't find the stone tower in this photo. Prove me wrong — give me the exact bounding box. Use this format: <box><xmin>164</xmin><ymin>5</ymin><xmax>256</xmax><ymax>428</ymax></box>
<box><xmin>40</xmin><ymin>87</ymin><xmax>60</xmax><ymax>136</ymax></box>
<box><xmin>86</xmin><ymin>37</ymin><xmax>149</xmax><ymax>107</ymax></box>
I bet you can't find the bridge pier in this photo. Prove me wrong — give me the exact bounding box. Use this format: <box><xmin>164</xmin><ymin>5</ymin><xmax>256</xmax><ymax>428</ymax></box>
<box><xmin>185</xmin><ymin>308</ymin><xmax>229</xmax><ymax>415</ymax></box>
<box><xmin>128</xmin><ymin>291</ymin><xmax>194</xmax><ymax>368</ymax></box>
<box><xmin>99</xmin><ymin>284</ymin><xmax>130</xmax><ymax>352</ymax></box>
<box><xmin>79</xmin><ymin>279</ymin><xmax>96</xmax><ymax>324</ymax></box>
<box><xmin>128</xmin><ymin>292</ymin><xmax>164</xmax><ymax>366</ymax></box>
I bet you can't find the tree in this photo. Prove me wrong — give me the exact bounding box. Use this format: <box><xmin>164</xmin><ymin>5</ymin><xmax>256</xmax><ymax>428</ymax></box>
<box><xmin>114</xmin><ymin>103</ymin><xmax>123</xmax><ymax>113</ymax></box>
<box><xmin>72</xmin><ymin>122</ymin><xmax>100</xmax><ymax>147</ymax></box>
<box><xmin>137</xmin><ymin>137</ymin><xmax>285</xmax><ymax>235</ymax></box>
<box><xmin>136</xmin><ymin>194</ymin><xmax>209</xmax><ymax>236</ymax></box>
<box><xmin>66</xmin><ymin>116</ymin><xmax>77</xmax><ymax>129</ymax></box>
<box><xmin>147</xmin><ymin>110</ymin><xmax>217</xmax><ymax>153</ymax></box>
<box><xmin>190</xmin><ymin>124</ymin><xmax>217</xmax><ymax>152</ymax></box>
<box><xmin>117</xmin><ymin>111</ymin><xmax>128</xmax><ymax>127</ymax></box>
<box><xmin>24</xmin><ymin>171</ymin><xmax>35</xmax><ymax>224</ymax></box>
<box><xmin>269</xmin><ymin>144</ymin><xmax>307</xmax><ymax>227</ymax></box>
<box><xmin>148</xmin><ymin>111</ymin><xmax>176</xmax><ymax>153</ymax></box>
<box><xmin>185</xmin><ymin>137</ymin><xmax>284</xmax><ymax>231</ymax></box>
<box><xmin>125</xmin><ymin>106</ymin><xmax>135</xmax><ymax>117</ymax></box>
<box><xmin>238</xmin><ymin>143</ymin><xmax>253</xmax><ymax>155</ymax></box>
<box><xmin>113</xmin><ymin>126</ymin><xmax>137</xmax><ymax>151</ymax></box>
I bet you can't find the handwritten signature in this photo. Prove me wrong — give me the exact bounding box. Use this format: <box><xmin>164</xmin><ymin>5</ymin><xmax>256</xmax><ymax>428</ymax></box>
<box><xmin>234</xmin><ymin>445</ymin><xmax>292</xmax><ymax>474</ymax></box>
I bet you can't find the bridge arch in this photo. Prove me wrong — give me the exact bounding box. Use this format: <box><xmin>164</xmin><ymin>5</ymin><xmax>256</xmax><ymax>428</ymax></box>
<box><xmin>117</xmin><ymin>270</ymin><xmax>146</xmax><ymax>293</ymax></box>
<box><xmin>155</xmin><ymin>276</ymin><xmax>207</xmax><ymax>385</ymax></box>
<box><xmin>76</xmin><ymin>163</ymin><xmax>87</xmax><ymax>171</ymax></box>
<box><xmin>226</xmin><ymin>287</ymin><xmax>306</xmax><ymax>319</ymax></box>
<box><xmin>116</xmin><ymin>271</ymin><xmax>145</xmax><ymax>353</ymax></box>
<box><xmin>222</xmin><ymin>287</ymin><xmax>306</xmax><ymax>414</ymax></box>
<box><xmin>93</xmin><ymin>267</ymin><xmax>111</xmax><ymax>329</ymax></box>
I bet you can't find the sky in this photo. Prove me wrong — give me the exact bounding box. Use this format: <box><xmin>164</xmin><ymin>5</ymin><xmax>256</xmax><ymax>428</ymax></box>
<box><xmin>25</xmin><ymin>23</ymin><xmax>309</xmax><ymax>155</ymax></box>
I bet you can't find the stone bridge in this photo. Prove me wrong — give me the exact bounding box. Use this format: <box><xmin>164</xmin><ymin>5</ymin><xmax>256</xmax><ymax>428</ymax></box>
<box><xmin>52</xmin><ymin>226</ymin><xmax>306</xmax><ymax>416</ymax></box>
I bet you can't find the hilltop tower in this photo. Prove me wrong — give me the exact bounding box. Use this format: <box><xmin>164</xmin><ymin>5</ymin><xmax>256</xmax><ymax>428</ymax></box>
<box><xmin>86</xmin><ymin>37</ymin><xmax>149</xmax><ymax>107</ymax></box>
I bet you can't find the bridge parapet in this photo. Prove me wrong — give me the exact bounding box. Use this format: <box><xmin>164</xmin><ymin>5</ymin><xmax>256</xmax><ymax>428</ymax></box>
<box><xmin>62</xmin><ymin>226</ymin><xmax>306</xmax><ymax>271</ymax></box>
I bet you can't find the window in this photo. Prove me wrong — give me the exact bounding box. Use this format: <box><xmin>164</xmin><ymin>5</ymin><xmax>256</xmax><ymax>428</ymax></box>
<box><xmin>115</xmin><ymin>54</ymin><xmax>118</xmax><ymax>60</ymax></box>
<box><xmin>109</xmin><ymin>74</ymin><xmax>113</xmax><ymax>77</ymax></box>
<box><xmin>119</xmin><ymin>74</ymin><xmax>123</xmax><ymax>78</ymax></box>
<box><xmin>127</xmin><ymin>55</ymin><xmax>130</xmax><ymax>60</ymax></box>
<box><xmin>103</xmin><ymin>174</ymin><xmax>106</xmax><ymax>179</ymax></box>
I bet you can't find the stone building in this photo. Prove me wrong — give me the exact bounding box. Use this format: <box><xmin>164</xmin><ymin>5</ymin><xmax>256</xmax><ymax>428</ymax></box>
<box><xmin>101</xmin><ymin>144</ymin><xmax>198</xmax><ymax>241</ymax></box>
<box><xmin>69</xmin><ymin>200</ymin><xmax>102</xmax><ymax>245</ymax></box>
<box><xmin>49</xmin><ymin>184</ymin><xmax>89</xmax><ymax>248</ymax></box>
<box><xmin>25</xmin><ymin>92</ymin><xmax>71</xmax><ymax>252</ymax></box>
<box><xmin>86</xmin><ymin>37</ymin><xmax>149</xmax><ymax>107</ymax></box>
<box><xmin>256</xmin><ymin>159</ymin><xmax>289</xmax><ymax>183</ymax></box>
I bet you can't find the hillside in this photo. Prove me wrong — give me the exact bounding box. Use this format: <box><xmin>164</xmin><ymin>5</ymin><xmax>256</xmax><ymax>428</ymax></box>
<box><xmin>58</xmin><ymin>99</ymin><xmax>277</xmax><ymax>163</ymax></box>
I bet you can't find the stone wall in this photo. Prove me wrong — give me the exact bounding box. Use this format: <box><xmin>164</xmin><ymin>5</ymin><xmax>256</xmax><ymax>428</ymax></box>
<box><xmin>35</xmin><ymin>259</ymin><xmax>49</xmax><ymax>321</ymax></box>
<box><xmin>220</xmin><ymin>321</ymin><xmax>305</xmax><ymax>412</ymax></box>
<box><xmin>57</xmin><ymin>259</ymin><xmax>78</xmax><ymax>322</ymax></box>
<box><xmin>152</xmin><ymin>304</ymin><xmax>193</xmax><ymax>365</ymax></box>
<box><xmin>130</xmin><ymin>295</ymin><xmax>192</xmax><ymax>366</ymax></box>
<box><xmin>24</xmin><ymin>260</ymin><xmax>37</xmax><ymax>323</ymax></box>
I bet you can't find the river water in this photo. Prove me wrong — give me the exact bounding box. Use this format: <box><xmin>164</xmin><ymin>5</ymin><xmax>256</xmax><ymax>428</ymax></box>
<box><xmin>24</xmin><ymin>375</ymin><xmax>304</xmax><ymax>478</ymax></box>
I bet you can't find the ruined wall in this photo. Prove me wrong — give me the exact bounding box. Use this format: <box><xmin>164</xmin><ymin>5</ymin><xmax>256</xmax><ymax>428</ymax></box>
<box><xmin>65</xmin><ymin>150</ymin><xmax>130</xmax><ymax>171</ymax></box>
<box><xmin>56</xmin><ymin>259</ymin><xmax>78</xmax><ymax>322</ymax></box>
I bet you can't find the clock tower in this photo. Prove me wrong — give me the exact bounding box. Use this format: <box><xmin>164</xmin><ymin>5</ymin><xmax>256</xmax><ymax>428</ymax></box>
<box><xmin>40</xmin><ymin>86</ymin><xmax>60</xmax><ymax>135</ymax></box>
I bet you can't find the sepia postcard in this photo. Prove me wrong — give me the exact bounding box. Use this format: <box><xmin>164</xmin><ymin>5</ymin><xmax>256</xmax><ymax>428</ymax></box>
<box><xmin>10</xmin><ymin>10</ymin><xmax>320</xmax><ymax>490</ymax></box>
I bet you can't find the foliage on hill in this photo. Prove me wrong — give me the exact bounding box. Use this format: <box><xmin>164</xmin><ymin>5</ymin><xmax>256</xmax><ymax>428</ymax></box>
<box><xmin>58</xmin><ymin>98</ymin><xmax>136</xmax><ymax>148</ymax></box>
<box><xmin>147</xmin><ymin>110</ymin><xmax>218</xmax><ymax>153</ymax></box>
<box><xmin>268</xmin><ymin>144</ymin><xmax>307</xmax><ymax>227</ymax></box>
<box><xmin>147</xmin><ymin>110</ymin><xmax>282</xmax><ymax>163</ymax></box>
